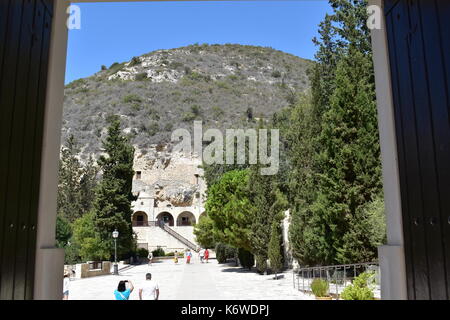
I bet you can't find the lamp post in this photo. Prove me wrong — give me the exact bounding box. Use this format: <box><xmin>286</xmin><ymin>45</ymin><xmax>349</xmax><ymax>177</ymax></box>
<box><xmin>112</xmin><ymin>229</ymin><xmax>119</xmax><ymax>275</ymax></box>
<box><xmin>132</xmin><ymin>233</ymin><xmax>137</xmax><ymax>264</ymax></box>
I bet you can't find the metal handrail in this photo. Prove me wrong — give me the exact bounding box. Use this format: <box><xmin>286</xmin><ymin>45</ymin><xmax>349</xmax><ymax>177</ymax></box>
<box><xmin>159</xmin><ymin>223</ymin><xmax>198</xmax><ymax>252</ymax></box>
<box><xmin>132</xmin><ymin>220</ymin><xmax>198</xmax><ymax>251</ymax></box>
<box><xmin>293</xmin><ymin>261</ymin><xmax>380</xmax><ymax>299</ymax></box>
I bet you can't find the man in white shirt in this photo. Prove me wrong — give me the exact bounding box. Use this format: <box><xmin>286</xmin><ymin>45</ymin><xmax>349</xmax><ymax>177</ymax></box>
<box><xmin>139</xmin><ymin>273</ymin><xmax>159</xmax><ymax>300</ymax></box>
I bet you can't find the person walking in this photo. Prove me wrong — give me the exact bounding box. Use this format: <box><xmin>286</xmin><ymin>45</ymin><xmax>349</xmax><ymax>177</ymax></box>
<box><xmin>204</xmin><ymin>248</ymin><xmax>209</xmax><ymax>263</ymax></box>
<box><xmin>62</xmin><ymin>271</ymin><xmax>70</xmax><ymax>300</ymax></box>
<box><xmin>139</xmin><ymin>273</ymin><xmax>160</xmax><ymax>300</ymax></box>
<box><xmin>114</xmin><ymin>280</ymin><xmax>134</xmax><ymax>300</ymax></box>
<box><xmin>148</xmin><ymin>251</ymin><xmax>153</xmax><ymax>266</ymax></box>
<box><xmin>199</xmin><ymin>248</ymin><xmax>205</xmax><ymax>263</ymax></box>
<box><xmin>186</xmin><ymin>250</ymin><xmax>192</xmax><ymax>264</ymax></box>
<box><xmin>174</xmin><ymin>250</ymin><xmax>178</xmax><ymax>264</ymax></box>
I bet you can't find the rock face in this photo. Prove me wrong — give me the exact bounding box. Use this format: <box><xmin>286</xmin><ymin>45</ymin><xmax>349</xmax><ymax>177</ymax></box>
<box><xmin>132</xmin><ymin>145</ymin><xmax>206</xmax><ymax>208</ymax></box>
<box><xmin>155</xmin><ymin>183</ymin><xmax>197</xmax><ymax>207</ymax></box>
<box><xmin>62</xmin><ymin>43</ymin><xmax>311</xmax><ymax>158</ymax></box>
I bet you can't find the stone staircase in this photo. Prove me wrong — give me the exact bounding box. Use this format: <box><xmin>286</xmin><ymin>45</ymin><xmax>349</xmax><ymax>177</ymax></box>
<box><xmin>159</xmin><ymin>223</ymin><xmax>198</xmax><ymax>252</ymax></box>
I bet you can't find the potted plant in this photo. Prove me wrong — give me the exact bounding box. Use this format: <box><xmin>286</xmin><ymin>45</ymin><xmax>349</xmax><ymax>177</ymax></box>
<box><xmin>311</xmin><ymin>278</ymin><xmax>332</xmax><ymax>300</ymax></box>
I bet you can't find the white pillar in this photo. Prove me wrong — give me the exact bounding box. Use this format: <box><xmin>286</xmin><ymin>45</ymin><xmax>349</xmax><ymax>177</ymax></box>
<box><xmin>33</xmin><ymin>0</ymin><xmax>68</xmax><ymax>300</ymax></box>
<box><xmin>369</xmin><ymin>0</ymin><xmax>407</xmax><ymax>300</ymax></box>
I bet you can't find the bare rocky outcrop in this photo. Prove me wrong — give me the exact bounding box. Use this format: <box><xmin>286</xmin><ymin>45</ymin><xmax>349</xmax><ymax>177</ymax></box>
<box><xmin>132</xmin><ymin>145</ymin><xmax>205</xmax><ymax>208</ymax></box>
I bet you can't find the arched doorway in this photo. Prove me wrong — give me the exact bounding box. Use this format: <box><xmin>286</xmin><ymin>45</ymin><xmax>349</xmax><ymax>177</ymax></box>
<box><xmin>132</xmin><ymin>211</ymin><xmax>148</xmax><ymax>226</ymax></box>
<box><xmin>199</xmin><ymin>212</ymin><xmax>207</xmax><ymax>221</ymax></box>
<box><xmin>177</xmin><ymin>211</ymin><xmax>196</xmax><ymax>226</ymax></box>
<box><xmin>156</xmin><ymin>212</ymin><xmax>174</xmax><ymax>227</ymax></box>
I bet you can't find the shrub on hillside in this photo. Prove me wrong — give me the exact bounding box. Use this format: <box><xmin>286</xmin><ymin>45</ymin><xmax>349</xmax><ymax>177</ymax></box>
<box><xmin>182</xmin><ymin>112</ymin><xmax>197</xmax><ymax>122</ymax></box>
<box><xmin>129</xmin><ymin>56</ymin><xmax>140</xmax><ymax>67</ymax></box>
<box><xmin>135</xmin><ymin>72</ymin><xmax>148</xmax><ymax>81</ymax></box>
<box><xmin>271</xmin><ymin>70</ymin><xmax>282</xmax><ymax>78</ymax></box>
<box><xmin>122</xmin><ymin>94</ymin><xmax>142</xmax><ymax>104</ymax></box>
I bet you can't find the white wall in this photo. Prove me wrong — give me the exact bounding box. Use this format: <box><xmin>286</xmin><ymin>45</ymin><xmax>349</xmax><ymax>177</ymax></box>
<box><xmin>134</xmin><ymin>226</ymin><xmax>197</xmax><ymax>252</ymax></box>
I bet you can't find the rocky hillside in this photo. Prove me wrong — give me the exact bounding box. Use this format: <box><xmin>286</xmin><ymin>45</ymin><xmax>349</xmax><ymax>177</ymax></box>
<box><xmin>62</xmin><ymin>43</ymin><xmax>312</xmax><ymax>158</ymax></box>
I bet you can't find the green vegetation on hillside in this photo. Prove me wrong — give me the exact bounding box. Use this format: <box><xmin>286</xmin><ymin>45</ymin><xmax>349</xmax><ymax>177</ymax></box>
<box><xmin>63</xmin><ymin>44</ymin><xmax>312</xmax><ymax>158</ymax></box>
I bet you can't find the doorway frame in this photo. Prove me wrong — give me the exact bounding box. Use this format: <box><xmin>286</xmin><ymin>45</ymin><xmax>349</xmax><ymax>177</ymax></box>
<box><xmin>35</xmin><ymin>0</ymin><xmax>406</xmax><ymax>299</ymax></box>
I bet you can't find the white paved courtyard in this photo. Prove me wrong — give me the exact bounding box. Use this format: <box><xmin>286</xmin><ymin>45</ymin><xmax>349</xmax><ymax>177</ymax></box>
<box><xmin>68</xmin><ymin>257</ymin><xmax>313</xmax><ymax>300</ymax></box>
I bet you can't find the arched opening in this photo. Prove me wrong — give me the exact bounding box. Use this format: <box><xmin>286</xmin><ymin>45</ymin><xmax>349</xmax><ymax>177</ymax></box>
<box><xmin>177</xmin><ymin>211</ymin><xmax>196</xmax><ymax>226</ymax></box>
<box><xmin>132</xmin><ymin>211</ymin><xmax>148</xmax><ymax>226</ymax></box>
<box><xmin>156</xmin><ymin>211</ymin><xmax>174</xmax><ymax>227</ymax></box>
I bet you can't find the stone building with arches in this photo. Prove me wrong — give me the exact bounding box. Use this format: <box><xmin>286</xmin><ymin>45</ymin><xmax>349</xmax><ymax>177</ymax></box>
<box><xmin>130</xmin><ymin>148</ymin><xmax>207</xmax><ymax>252</ymax></box>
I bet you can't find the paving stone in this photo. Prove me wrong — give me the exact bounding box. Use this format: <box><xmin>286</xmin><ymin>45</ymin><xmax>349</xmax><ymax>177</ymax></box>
<box><xmin>68</xmin><ymin>256</ymin><xmax>313</xmax><ymax>300</ymax></box>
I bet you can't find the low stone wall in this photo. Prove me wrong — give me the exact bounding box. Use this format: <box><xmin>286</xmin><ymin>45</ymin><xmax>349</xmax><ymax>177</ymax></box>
<box><xmin>74</xmin><ymin>261</ymin><xmax>111</xmax><ymax>279</ymax></box>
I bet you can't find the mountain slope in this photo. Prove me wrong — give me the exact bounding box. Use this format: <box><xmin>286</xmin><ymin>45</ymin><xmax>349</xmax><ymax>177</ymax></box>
<box><xmin>62</xmin><ymin>43</ymin><xmax>312</xmax><ymax>157</ymax></box>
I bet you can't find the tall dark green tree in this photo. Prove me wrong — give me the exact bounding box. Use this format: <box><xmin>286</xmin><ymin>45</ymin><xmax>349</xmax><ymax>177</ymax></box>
<box><xmin>92</xmin><ymin>115</ymin><xmax>136</xmax><ymax>258</ymax></box>
<box><xmin>289</xmin><ymin>0</ymin><xmax>384</xmax><ymax>265</ymax></box>
<box><xmin>309</xmin><ymin>13</ymin><xmax>340</xmax><ymax>122</ymax></box>
<box><xmin>316</xmin><ymin>46</ymin><xmax>382</xmax><ymax>264</ymax></box>
<box><xmin>250</xmin><ymin>162</ymin><xmax>288</xmax><ymax>273</ymax></box>
<box><xmin>286</xmin><ymin>94</ymin><xmax>336</xmax><ymax>266</ymax></box>
<box><xmin>56</xmin><ymin>214</ymin><xmax>72</xmax><ymax>248</ymax></box>
<box><xmin>57</xmin><ymin>135</ymin><xmax>83</xmax><ymax>222</ymax></box>
<box><xmin>268</xmin><ymin>221</ymin><xmax>283</xmax><ymax>279</ymax></box>
<box><xmin>79</xmin><ymin>155</ymin><xmax>98</xmax><ymax>213</ymax></box>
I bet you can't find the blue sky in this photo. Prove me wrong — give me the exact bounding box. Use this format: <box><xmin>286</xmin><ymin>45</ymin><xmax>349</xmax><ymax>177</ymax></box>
<box><xmin>66</xmin><ymin>1</ymin><xmax>332</xmax><ymax>83</ymax></box>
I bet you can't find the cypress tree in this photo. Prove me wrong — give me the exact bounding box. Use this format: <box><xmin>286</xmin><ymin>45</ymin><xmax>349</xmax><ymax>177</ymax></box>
<box><xmin>79</xmin><ymin>155</ymin><xmax>98</xmax><ymax>214</ymax></box>
<box><xmin>249</xmin><ymin>123</ymin><xmax>288</xmax><ymax>274</ymax></box>
<box><xmin>288</xmin><ymin>0</ymin><xmax>384</xmax><ymax>265</ymax></box>
<box><xmin>287</xmin><ymin>94</ymin><xmax>325</xmax><ymax>265</ymax></box>
<box><xmin>317</xmin><ymin>47</ymin><xmax>382</xmax><ymax>264</ymax></box>
<box><xmin>268</xmin><ymin>221</ymin><xmax>283</xmax><ymax>279</ymax></box>
<box><xmin>311</xmin><ymin>0</ymin><xmax>382</xmax><ymax>264</ymax></box>
<box><xmin>92</xmin><ymin>115</ymin><xmax>136</xmax><ymax>258</ymax></box>
<box><xmin>57</xmin><ymin>135</ymin><xmax>83</xmax><ymax>222</ymax></box>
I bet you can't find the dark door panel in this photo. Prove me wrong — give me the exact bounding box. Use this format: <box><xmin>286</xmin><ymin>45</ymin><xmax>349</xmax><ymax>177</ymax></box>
<box><xmin>0</xmin><ymin>0</ymin><xmax>53</xmax><ymax>300</ymax></box>
<box><xmin>385</xmin><ymin>0</ymin><xmax>450</xmax><ymax>300</ymax></box>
